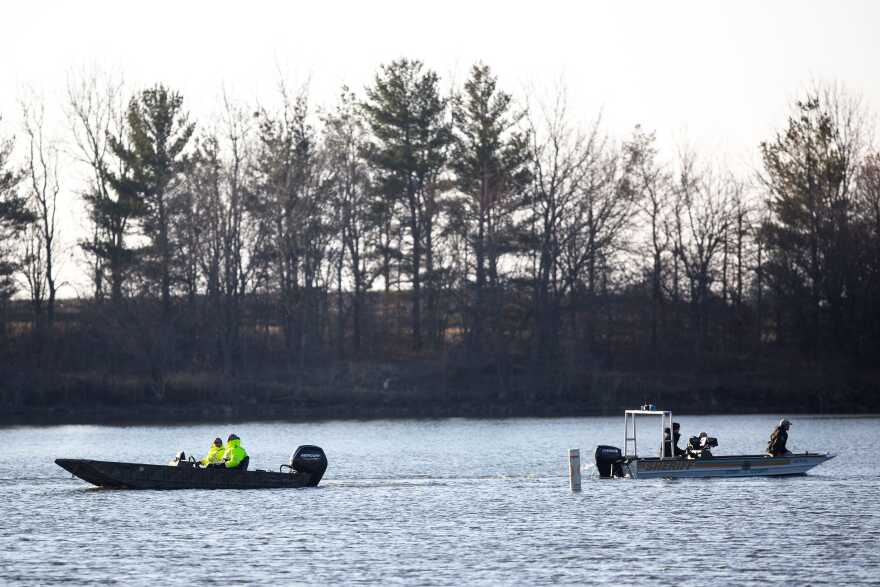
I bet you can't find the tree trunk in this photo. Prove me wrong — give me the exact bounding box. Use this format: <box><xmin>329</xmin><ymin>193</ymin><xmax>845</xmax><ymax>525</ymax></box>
<box><xmin>410</xmin><ymin>199</ymin><xmax>422</xmax><ymax>351</ymax></box>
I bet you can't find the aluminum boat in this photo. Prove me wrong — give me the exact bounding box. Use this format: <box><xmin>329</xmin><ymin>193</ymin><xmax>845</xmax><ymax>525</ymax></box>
<box><xmin>595</xmin><ymin>408</ymin><xmax>834</xmax><ymax>479</ymax></box>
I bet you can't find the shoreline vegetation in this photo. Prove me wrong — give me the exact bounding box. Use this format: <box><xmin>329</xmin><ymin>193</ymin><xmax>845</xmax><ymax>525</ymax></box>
<box><xmin>3</xmin><ymin>62</ymin><xmax>880</xmax><ymax>426</ymax></box>
<box><xmin>3</xmin><ymin>360</ymin><xmax>878</xmax><ymax>427</ymax></box>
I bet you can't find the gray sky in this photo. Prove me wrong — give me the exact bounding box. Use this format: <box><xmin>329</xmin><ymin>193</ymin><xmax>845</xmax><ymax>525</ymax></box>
<box><xmin>1</xmin><ymin>0</ymin><xmax>879</xmax><ymax>295</ymax></box>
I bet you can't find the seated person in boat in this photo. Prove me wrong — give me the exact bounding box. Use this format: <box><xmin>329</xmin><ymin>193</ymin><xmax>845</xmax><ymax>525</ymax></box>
<box><xmin>663</xmin><ymin>423</ymin><xmax>686</xmax><ymax>457</ymax></box>
<box><xmin>199</xmin><ymin>437</ymin><xmax>225</xmax><ymax>466</ymax></box>
<box><xmin>211</xmin><ymin>433</ymin><xmax>249</xmax><ymax>470</ymax></box>
<box><xmin>767</xmin><ymin>419</ymin><xmax>792</xmax><ymax>456</ymax></box>
<box><xmin>686</xmin><ymin>432</ymin><xmax>717</xmax><ymax>458</ymax></box>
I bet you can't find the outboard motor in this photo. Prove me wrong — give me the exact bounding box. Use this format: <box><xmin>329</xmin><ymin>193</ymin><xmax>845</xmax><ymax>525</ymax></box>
<box><xmin>289</xmin><ymin>445</ymin><xmax>328</xmax><ymax>486</ymax></box>
<box><xmin>595</xmin><ymin>445</ymin><xmax>625</xmax><ymax>478</ymax></box>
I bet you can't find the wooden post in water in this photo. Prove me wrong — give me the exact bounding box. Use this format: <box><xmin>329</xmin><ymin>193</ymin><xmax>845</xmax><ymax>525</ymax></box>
<box><xmin>569</xmin><ymin>448</ymin><xmax>581</xmax><ymax>492</ymax></box>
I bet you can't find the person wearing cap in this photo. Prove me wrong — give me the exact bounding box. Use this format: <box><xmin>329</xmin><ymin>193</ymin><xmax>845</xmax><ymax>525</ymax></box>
<box><xmin>199</xmin><ymin>437</ymin><xmax>226</xmax><ymax>466</ymax></box>
<box><xmin>767</xmin><ymin>419</ymin><xmax>792</xmax><ymax>456</ymax></box>
<box><xmin>219</xmin><ymin>434</ymin><xmax>249</xmax><ymax>470</ymax></box>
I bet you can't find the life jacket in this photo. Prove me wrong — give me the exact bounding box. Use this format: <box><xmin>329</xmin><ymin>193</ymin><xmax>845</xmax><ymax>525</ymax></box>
<box><xmin>222</xmin><ymin>438</ymin><xmax>248</xmax><ymax>469</ymax></box>
<box><xmin>200</xmin><ymin>444</ymin><xmax>225</xmax><ymax>465</ymax></box>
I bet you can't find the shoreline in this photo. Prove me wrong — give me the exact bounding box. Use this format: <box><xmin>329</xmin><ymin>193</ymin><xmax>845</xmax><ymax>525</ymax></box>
<box><xmin>4</xmin><ymin>362</ymin><xmax>879</xmax><ymax>428</ymax></box>
<box><xmin>3</xmin><ymin>399</ymin><xmax>878</xmax><ymax>428</ymax></box>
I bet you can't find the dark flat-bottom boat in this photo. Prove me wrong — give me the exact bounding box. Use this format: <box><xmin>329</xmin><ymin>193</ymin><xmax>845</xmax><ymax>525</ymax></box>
<box><xmin>56</xmin><ymin>445</ymin><xmax>327</xmax><ymax>490</ymax></box>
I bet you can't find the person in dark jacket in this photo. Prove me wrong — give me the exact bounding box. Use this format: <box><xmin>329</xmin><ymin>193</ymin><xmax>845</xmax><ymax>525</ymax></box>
<box><xmin>767</xmin><ymin>419</ymin><xmax>791</xmax><ymax>456</ymax></box>
<box><xmin>663</xmin><ymin>423</ymin><xmax>686</xmax><ymax>457</ymax></box>
<box><xmin>686</xmin><ymin>432</ymin><xmax>718</xmax><ymax>458</ymax></box>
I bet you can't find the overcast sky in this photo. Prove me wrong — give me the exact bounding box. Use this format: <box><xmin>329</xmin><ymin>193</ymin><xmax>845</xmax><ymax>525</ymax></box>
<box><xmin>1</xmin><ymin>0</ymin><xmax>879</xmax><ymax>295</ymax></box>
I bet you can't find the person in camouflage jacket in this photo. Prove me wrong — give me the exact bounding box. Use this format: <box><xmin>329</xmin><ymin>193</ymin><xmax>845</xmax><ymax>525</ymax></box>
<box><xmin>767</xmin><ymin>419</ymin><xmax>791</xmax><ymax>456</ymax></box>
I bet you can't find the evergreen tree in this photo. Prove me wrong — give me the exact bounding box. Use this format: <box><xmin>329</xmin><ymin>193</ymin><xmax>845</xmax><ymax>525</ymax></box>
<box><xmin>107</xmin><ymin>85</ymin><xmax>195</xmax><ymax>317</ymax></box>
<box><xmin>0</xmin><ymin>123</ymin><xmax>35</xmax><ymax>303</ymax></box>
<box><xmin>363</xmin><ymin>58</ymin><xmax>452</xmax><ymax>350</ymax></box>
<box><xmin>451</xmin><ymin>63</ymin><xmax>529</xmax><ymax>358</ymax></box>
<box><xmin>81</xmin><ymin>177</ymin><xmax>142</xmax><ymax>303</ymax></box>
<box><xmin>760</xmin><ymin>95</ymin><xmax>855</xmax><ymax>355</ymax></box>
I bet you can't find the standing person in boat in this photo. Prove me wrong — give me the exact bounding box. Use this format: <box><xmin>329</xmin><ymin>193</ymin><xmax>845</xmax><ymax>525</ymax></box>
<box><xmin>199</xmin><ymin>437</ymin><xmax>226</xmax><ymax>467</ymax></box>
<box><xmin>663</xmin><ymin>423</ymin><xmax>686</xmax><ymax>457</ymax></box>
<box><xmin>767</xmin><ymin>419</ymin><xmax>792</xmax><ymax>456</ymax></box>
<box><xmin>217</xmin><ymin>433</ymin><xmax>249</xmax><ymax>470</ymax></box>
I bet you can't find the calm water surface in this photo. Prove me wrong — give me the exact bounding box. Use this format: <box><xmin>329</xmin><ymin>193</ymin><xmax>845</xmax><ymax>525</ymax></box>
<box><xmin>1</xmin><ymin>415</ymin><xmax>878</xmax><ymax>585</ymax></box>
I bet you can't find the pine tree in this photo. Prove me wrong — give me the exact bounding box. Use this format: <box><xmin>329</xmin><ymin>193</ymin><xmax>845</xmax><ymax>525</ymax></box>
<box><xmin>363</xmin><ymin>59</ymin><xmax>452</xmax><ymax>350</ymax></box>
<box><xmin>107</xmin><ymin>85</ymin><xmax>195</xmax><ymax>317</ymax></box>
<box><xmin>451</xmin><ymin>63</ymin><xmax>529</xmax><ymax>358</ymax></box>
<box><xmin>0</xmin><ymin>123</ymin><xmax>35</xmax><ymax>302</ymax></box>
<box><xmin>760</xmin><ymin>95</ymin><xmax>854</xmax><ymax>355</ymax></box>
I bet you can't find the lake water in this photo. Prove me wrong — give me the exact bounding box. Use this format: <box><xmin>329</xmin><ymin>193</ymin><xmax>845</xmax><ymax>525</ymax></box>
<box><xmin>1</xmin><ymin>415</ymin><xmax>878</xmax><ymax>585</ymax></box>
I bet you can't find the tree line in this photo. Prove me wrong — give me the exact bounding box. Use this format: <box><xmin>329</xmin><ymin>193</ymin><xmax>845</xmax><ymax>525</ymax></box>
<box><xmin>1</xmin><ymin>61</ymin><xmax>879</xmax><ymax>404</ymax></box>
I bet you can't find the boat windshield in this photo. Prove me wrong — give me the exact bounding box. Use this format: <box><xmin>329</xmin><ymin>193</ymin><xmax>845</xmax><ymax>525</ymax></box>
<box><xmin>624</xmin><ymin>409</ymin><xmax>674</xmax><ymax>459</ymax></box>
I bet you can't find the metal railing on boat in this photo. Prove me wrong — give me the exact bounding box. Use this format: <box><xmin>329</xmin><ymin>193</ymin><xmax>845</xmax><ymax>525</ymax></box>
<box><xmin>624</xmin><ymin>408</ymin><xmax>674</xmax><ymax>460</ymax></box>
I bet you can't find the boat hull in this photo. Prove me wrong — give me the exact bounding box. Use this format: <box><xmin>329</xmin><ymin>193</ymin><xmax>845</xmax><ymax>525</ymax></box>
<box><xmin>627</xmin><ymin>453</ymin><xmax>834</xmax><ymax>479</ymax></box>
<box><xmin>55</xmin><ymin>459</ymin><xmax>321</xmax><ymax>489</ymax></box>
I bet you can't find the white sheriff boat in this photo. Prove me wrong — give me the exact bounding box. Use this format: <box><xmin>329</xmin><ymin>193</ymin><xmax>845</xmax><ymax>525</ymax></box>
<box><xmin>594</xmin><ymin>407</ymin><xmax>834</xmax><ymax>479</ymax></box>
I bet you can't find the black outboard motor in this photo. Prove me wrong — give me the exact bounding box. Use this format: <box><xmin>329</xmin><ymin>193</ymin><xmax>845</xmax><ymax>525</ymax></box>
<box><xmin>595</xmin><ymin>445</ymin><xmax>625</xmax><ymax>478</ymax></box>
<box><xmin>289</xmin><ymin>445</ymin><xmax>328</xmax><ymax>486</ymax></box>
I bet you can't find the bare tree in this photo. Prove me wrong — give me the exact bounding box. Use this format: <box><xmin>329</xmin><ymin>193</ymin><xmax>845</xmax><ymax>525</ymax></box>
<box><xmin>624</xmin><ymin>126</ymin><xmax>671</xmax><ymax>359</ymax></box>
<box><xmin>671</xmin><ymin>151</ymin><xmax>735</xmax><ymax>355</ymax></box>
<box><xmin>66</xmin><ymin>71</ymin><xmax>132</xmax><ymax>303</ymax></box>
<box><xmin>523</xmin><ymin>90</ymin><xmax>598</xmax><ymax>377</ymax></box>
<box><xmin>859</xmin><ymin>153</ymin><xmax>880</xmax><ymax>246</ymax></box>
<box><xmin>218</xmin><ymin>93</ymin><xmax>261</xmax><ymax>373</ymax></box>
<box><xmin>183</xmin><ymin>92</ymin><xmax>259</xmax><ymax>374</ymax></box>
<box><xmin>324</xmin><ymin>86</ymin><xmax>376</xmax><ymax>356</ymax></box>
<box><xmin>253</xmin><ymin>82</ymin><xmax>331</xmax><ymax>365</ymax></box>
<box><xmin>21</xmin><ymin>97</ymin><xmax>62</xmax><ymax>328</ymax></box>
<box><xmin>558</xmin><ymin>139</ymin><xmax>635</xmax><ymax>347</ymax></box>
<box><xmin>19</xmin><ymin>223</ymin><xmax>47</xmax><ymax>326</ymax></box>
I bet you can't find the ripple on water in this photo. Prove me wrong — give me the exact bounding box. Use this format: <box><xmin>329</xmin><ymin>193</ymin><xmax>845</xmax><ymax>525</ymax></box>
<box><xmin>0</xmin><ymin>416</ymin><xmax>878</xmax><ymax>585</ymax></box>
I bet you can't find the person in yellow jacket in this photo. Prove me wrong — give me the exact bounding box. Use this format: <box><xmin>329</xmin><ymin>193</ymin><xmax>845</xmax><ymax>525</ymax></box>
<box><xmin>220</xmin><ymin>434</ymin><xmax>249</xmax><ymax>470</ymax></box>
<box><xmin>199</xmin><ymin>437</ymin><xmax>225</xmax><ymax>466</ymax></box>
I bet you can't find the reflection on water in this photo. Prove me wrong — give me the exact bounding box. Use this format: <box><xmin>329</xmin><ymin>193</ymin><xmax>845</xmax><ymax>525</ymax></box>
<box><xmin>1</xmin><ymin>416</ymin><xmax>879</xmax><ymax>585</ymax></box>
